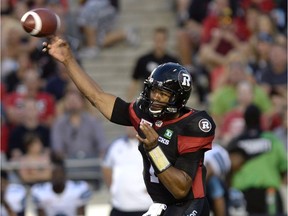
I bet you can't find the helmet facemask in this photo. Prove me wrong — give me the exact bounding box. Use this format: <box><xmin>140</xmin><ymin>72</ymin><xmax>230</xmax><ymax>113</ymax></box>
<box><xmin>149</xmin><ymin>86</ymin><xmax>177</xmax><ymax>118</ymax></box>
<box><xmin>139</xmin><ymin>79</ymin><xmax>186</xmax><ymax>119</ymax></box>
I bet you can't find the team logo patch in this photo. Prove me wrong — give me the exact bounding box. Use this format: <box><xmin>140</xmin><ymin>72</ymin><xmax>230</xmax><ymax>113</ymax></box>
<box><xmin>164</xmin><ymin>129</ymin><xmax>173</xmax><ymax>139</ymax></box>
<box><xmin>198</xmin><ymin>119</ymin><xmax>212</xmax><ymax>132</ymax></box>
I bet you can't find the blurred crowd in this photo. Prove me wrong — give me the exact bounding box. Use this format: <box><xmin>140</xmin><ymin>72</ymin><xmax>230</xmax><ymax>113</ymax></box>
<box><xmin>0</xmin><ymin>0</ymin><xmax>287</xmax><ymax>215</ymax></box>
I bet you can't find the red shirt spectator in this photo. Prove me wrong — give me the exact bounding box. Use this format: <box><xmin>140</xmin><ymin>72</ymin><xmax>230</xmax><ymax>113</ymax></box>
<box><xmin>201</xmin><ymin>10</ymin><xmax>250</xmax><ymax>46</ymax></box>
<box><xmin>3</xmin><ymin>70</ymin><xmax>56</xmax><ymax>127</ymax></box>
<box><xmin>4</xmin><ymin>91</ymin><xmax>55</xmax><ymax>126</ymax></box>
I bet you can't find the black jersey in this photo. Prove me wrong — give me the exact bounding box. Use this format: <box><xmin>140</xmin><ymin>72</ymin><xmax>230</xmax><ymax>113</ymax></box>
<box><xmin>111</xmin><ymin>97</ymin><xmax>216</xmax><ymax>205</ymax></box>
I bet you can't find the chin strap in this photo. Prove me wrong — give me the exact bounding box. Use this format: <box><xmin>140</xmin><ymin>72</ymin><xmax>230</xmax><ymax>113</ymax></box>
<box><xmin>148</xmin><ymin>106</ymin><xmax>178</xmax><ymax>118</ymax></box>
<box><xmin>149</xmin><ymin>107</ymin><xmax>162</xmax><ymax>118</ymax></box>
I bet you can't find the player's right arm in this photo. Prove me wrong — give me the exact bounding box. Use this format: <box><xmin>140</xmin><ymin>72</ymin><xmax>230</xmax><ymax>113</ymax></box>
<box><xmin>44</xmin><ymin>36</ymin><xmax>117</xmax><ymax>120</ymax></box>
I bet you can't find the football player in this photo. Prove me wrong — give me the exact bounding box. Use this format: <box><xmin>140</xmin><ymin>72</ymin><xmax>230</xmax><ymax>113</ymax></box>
<box><xmin>43</xmin><ymin>37</ymin><xmax>216</xmax><ymax>216</ymax></box>
<box><xmin>31</xmin><ymin>160</ymin><xmax>92</xmax><ymax>216</ymax></box>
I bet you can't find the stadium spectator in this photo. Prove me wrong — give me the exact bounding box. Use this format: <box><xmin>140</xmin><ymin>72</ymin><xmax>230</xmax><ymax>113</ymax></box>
<box><xmin>208</xmin><ymin>50</ymin><xmax>272</xmax><ymax>129</ymax></box>
<box><xmin>219</xmin><ymin>81</ymin><xmax>254</xmax><ymax>146</ymax></box>
<box><xmin>176</xmin><ymin>0</ymin><xmax>227</xmax><ymax>104</ymax></box>
<box><xmin>199</xmin><ymin>6</ymin><xmax>248</xmax><ymax>73</ymax></box>
<box><xmin>255</xmin><ymin>13</ymin><xmax>278</xmax><ymax>37</ymax></box>
<box><xmin>45</xmin><ymin>62</ymin><xmax>71</xmax><ymax>101</ymax></box>
<box><xmin>31</xmin><ymin>157</ymin><xmax>92</xmax><ymax>216</ymax></box>
<box><xmin>209</xmin><ymin>50</ymin><xmax>254</xmax><ymax>92</ymax></box>
<box><xmin>7</xmin><ymin>98</ymin><xmax>50</xmax><ymax>160</ymax></box>
<box><xmin>76</xmin><ymin>0</ymin><xmax>139</xmax><ymax>59</ymax></box>
<box><xmin>257</xmin><ymin>42</ymin><xmax>287</xmax><ymax>99</ymax></box>
<box><xmin>192</xmin><ymin>3</ymin><xmax>253</xmax><ymax>104</ymax></box>
<box><xmin>174</xmin><ymin>0</ymin><xmax>191</xmax><ymax>27</ymax></box>
<box><xmin>51</xmin><ymin>86</ymin><xmax>107</xmax><ymax>188</ymax></box>
<box><xmin>47</xmin><ymin>0</ymin><xmax>82</xmax><ymax>63</ymax></box>
<box><xmin>17</xmin><ymin>133</ymin><xmax>52</xmax><ymax>186</ymax></box>
<box><xmin>3</xmin><ymin>69</ymin><xmax>56</xmax><ymax>127</ymax></box>
<box><xmin>240</xmin><ymin>5</ymin><xmax>261</xmax><ymax>39</ymax></box>
<box><xmin>176</xmin><ymin>0</ymin><xmax>220</xmax><ymax>66</ymax></box>
<box><xmin>227</xmin><ymin>104</ymin><xmax>287</xmax><ymax>215</ymax></box>
<box><xmin>102</xmin><ymin>127</ymin><xmax>153</xmax><ymax>216</ymax></box>
<box><xmin>3</xmin><ymin>53</ymin><xmax>36</xmax><ymax>93</ymax></box>
<box><xmin>126</xmin><ymin>27</ymin><xmax>179</xmax><ymax>101</ymax></box>
<box><xmin>51</xmin><ymin>87</ymin><xmax>108</xmax><ymax>159</ymax></box>
<box><xmin>248</xmin><ymin>32</ymin><xmax>275</xmax><ymax>81</ymax></box>
<box><xmin>1</xmin><ymin>1</ymin><xmax>50</xmax><ymax>80</ymax></box>
<box><xmin>1</xmin><ymin>170</ymin><xmax>27</xmax><ymax>216</ymax></box>
<box><xmin>247</xmin><ymin>11</ymin><xmax>282</xmax><ymax>72</ymax></box>
<box><xmin>1</xmin><ymin>1</ymin><xmax>35</xmax><ymax>79</ymax></box>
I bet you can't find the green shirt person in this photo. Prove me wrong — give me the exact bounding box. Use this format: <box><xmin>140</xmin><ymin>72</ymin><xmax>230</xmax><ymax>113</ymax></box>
<box><xmin>232</xmin><ymin>132</ymin><xmax>287</xmax><ymax>190</ymax></box>
<box><xmin>227</xmin><ymin>104</ymin><xmax>287</xmax><ymax>215</ymax></box>
<box><xmin>210</xmin><ymin>84</ymin><xmax>272</xmax><ymax>117</ymax></box>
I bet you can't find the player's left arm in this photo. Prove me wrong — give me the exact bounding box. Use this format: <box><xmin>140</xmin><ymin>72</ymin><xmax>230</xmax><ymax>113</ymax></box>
<box><xmin>156</xmin><ymin>162</ymin><xmax>194</xmax><ymax>199</ymax></box>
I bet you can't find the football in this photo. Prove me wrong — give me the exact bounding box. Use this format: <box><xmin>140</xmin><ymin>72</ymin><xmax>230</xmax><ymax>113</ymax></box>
<box><xmin>20</xmin><ymin>8</ymin><xmax>60</xmax><ymax>37</ymax></box>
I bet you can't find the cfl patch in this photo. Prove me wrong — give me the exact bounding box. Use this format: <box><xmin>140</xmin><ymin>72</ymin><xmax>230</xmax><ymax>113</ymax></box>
<box><xmin>198</xmin><ymin>119</ymin><xmax>212</xmax><ymax>132</ymax></box>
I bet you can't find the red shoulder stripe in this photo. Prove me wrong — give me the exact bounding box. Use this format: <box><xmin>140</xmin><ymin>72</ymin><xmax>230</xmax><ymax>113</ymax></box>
<box><xmin>178</xmin><ymin>135</ymin><xmax>214</xmax><ymax>154</ymax></box>
<box><xmin>192</xmin><ymin>163</ymin><xmax>205</xmax><ymax>198</ymax></box>
<box><xmin>129</xmin><ymin>102</ymin><xmax>140</xmax><ymax>129</ymax></box>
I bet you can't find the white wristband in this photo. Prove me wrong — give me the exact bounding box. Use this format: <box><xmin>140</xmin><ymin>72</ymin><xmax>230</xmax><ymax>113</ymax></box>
<box><xmin>148</xmin><ymin>145</ymin><xmax>171</xmax><ymax>173</ymax></box>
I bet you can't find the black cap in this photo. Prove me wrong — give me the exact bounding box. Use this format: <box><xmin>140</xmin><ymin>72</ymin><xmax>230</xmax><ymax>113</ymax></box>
<box><xmin>244</xmin><ymin>104</ymin><xmax>261</xmax><ymax>129</ymax></box>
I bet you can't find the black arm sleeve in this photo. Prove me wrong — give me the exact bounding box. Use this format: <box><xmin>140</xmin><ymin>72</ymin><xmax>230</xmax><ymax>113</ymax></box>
<box><xmin>110</xmin><ymin>97</ymin><xmax>133</xmax><ymax>126</ymax></box>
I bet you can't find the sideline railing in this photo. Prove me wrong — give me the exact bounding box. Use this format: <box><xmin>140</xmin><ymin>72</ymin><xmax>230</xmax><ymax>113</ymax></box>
<box><xmin>1</xmin><ymin>157</ymin><xmax>103</xmax><ymax>181</ymax></box>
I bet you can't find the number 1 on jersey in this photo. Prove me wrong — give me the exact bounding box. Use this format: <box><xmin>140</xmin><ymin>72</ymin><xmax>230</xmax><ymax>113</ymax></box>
<box><xmin>149</xmin><ymin>165</ymin><xmax>159</xmax><ymax>183</ymax></box>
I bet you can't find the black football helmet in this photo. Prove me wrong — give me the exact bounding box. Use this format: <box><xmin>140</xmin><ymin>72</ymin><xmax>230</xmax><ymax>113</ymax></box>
<box><xmin>137</xmin><ymin>62</ymin><xmax>192</xmax><ymax>118</ymax></box>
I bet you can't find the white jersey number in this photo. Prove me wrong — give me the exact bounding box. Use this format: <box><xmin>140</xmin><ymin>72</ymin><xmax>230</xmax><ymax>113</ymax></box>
<box><xmin>149</xmin><ymin>166</ymin><xmax>159</xmax><ymax>183</ymax></box>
